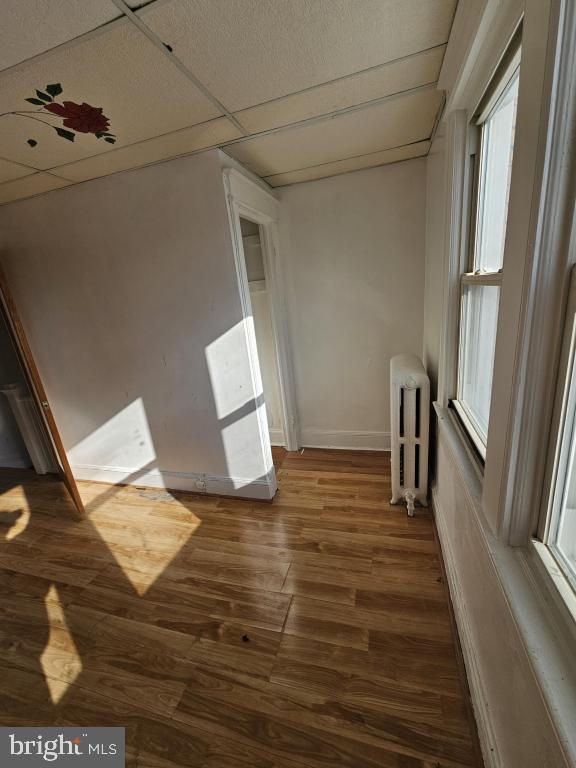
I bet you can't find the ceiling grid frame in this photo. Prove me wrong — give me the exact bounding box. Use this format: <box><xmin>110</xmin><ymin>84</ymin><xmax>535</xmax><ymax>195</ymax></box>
<box><xmin>109</xmin><ymin>0</ymin><xmax>249</xmax><ymax>137</ymax></box>
<box><xmin>0</xmin><ymin>0</ymin><xmax>458</xmax><ymax>201</ymax></box>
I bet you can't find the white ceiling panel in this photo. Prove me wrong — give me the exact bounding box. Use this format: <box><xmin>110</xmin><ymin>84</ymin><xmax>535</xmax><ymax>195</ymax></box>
<box><xmin>139</xmin><ymin>0</ymin><xmax>458</xmax><ymax>111</ymax></box>
<box><xmin>0</xmin><ymin>0</ymin><xmax>452</xmax><ymax>203</ymax></box>
<box><xmin>51</xmin><ymin>117</ymin><xmax>240</xmax><ymax>182</ymax></box>
<box><xmin>235</xmin><ymin>46</ymin><xmax>445</xmax><ymax>135</ymax></box>
<box><xmin>1</xmin><ymin>1</ymin><xmax>121</xmax><ymax>72</ymax></box>
<box><xmin>0</xmin><ymin>21</ymin><xmax>222</xmax><ymax>171</ymax></box>
<box><xmin>227</xmin><ymin>88</ymin><xmax>442</xmax><ymax>177</ymax></box>
<box><xmin>0</xmin><ymin>173</ymin><xmax>70</xmax><ymax>205</ymax></box>
<box><xmin>263</xmin><ymin>141</ymin><xmax>430</xmax><ymax>187</ymax></box>
<box><xmin>0</xmin><ymin>158</ymin><xmax>36</xmax><ymax>183</ymax></box>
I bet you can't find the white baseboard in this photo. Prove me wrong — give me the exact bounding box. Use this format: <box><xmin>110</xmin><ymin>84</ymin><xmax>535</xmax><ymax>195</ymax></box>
<box><xmin>432</xmin><ymin>487</ymin><xmax>501</xmax><ymax>768</ymax></box>
<box><xmin>299</xmin><ymin>428</ymin><xmax>390</xmax><ymax>451</ymax></box>
<box><xmin>269</xmin><ymin>428</ymin><xmax>285</xmax><ymax>446</ymax></box>
<box><xmin>71</xmin><ymin>463</ymin><xmax>276</xmax><ymax>500</ymax></box>
<box><xmin>206</xmin><ymin>467</ymin><xmax>277</xmax><ymax>499</ymax></box>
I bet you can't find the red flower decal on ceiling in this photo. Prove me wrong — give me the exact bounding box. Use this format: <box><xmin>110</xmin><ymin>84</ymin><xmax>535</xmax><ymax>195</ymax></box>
<box><xmin>44</xmin><ymin>101</ymin><xmax>110</xmax><ymax>135</ymax></box>
<box><xmin>0</xmin><ymin>83</ymin><xmax>117</xmax><ymax>148</ymax></box>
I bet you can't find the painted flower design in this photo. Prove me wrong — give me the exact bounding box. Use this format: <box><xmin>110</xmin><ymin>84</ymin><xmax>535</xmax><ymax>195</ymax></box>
<box><xmin>0</xmin><ymin>83</ymin><xmax>117</xmax><ymax>147</ymax></box>
<box><xmin>44</xmin><ymin>101</ymin><xmax>110</xmax><ymax>135</ymax></box>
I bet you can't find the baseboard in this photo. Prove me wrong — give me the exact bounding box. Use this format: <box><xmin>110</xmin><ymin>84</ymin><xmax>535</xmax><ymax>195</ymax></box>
<box><xmin>432</xmin><ymin>486</ymin><xmax>501</xmax><ymax>768</ymax></box>
<box><xmin>205</xmin><ymin>466</ymin><xmax>277</xmax><ymax>500</ymax></box>
<box><xmin>269</xmin><ymin>428</ymin><xmax>285</xmax><ymax>446</ymax></box>
<box><xmin>71</xmin><ymin>463</ymin><xmax>276</xmax><ymax>500</ymax></box>
<box><xmin>299</xmin><ymin>428</ymin><xmax>390</xmax><ymax>451</ymax></box>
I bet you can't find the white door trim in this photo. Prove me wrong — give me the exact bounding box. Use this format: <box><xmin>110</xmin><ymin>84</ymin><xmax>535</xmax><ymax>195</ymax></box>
<box><xmin>223</xmin><ymin>168</ymin><xmax>300</xmax><ymax>452</ymax></box>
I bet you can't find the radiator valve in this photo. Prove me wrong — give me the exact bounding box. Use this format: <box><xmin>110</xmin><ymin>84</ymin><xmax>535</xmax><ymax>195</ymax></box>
<box><xmin>404</xmin><ymin>488</ymin><xmax>416</xmax><ymax>517</ymax></box>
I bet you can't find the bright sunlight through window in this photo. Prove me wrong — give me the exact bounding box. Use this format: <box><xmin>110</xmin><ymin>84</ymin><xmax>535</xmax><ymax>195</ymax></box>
<box><xmin>455</xmin><ymin>65</ymin><xmax>519</xmax><ymax>457</ymax></box>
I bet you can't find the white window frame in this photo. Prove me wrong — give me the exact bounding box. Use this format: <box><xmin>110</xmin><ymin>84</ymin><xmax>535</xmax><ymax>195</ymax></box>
<box><xmin>531</xmin><ymin>266</ymin><xmax>576</xmax><ymax>627</ymax></box>
<box><xmin>452</xmin><ymin>57</ymin><xmax>520</xmax><ymax>460</ymax></box>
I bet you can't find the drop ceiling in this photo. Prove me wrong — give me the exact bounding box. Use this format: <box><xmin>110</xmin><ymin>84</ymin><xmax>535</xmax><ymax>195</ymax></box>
<box><xmin>0</xmin><ymin>0</ymin><xmax>456</xmax><ymax>204</ymax></box>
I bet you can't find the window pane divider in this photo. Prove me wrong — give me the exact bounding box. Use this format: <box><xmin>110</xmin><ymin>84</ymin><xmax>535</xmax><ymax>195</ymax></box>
<box><xmin>461</xmin><ymin>271</ymin><xmax>503</xmax><ymax>286</ymax></box>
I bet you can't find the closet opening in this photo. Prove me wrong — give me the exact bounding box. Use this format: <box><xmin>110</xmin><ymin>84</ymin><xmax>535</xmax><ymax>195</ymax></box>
<box><xmin>0</xmin><ymin>307</ymin><xmax>56</xmax><ymax>476</ymax></box>
<box><xmin>239</xmin><ymin>216</ymin><xmax>286</xmax><ymax>448</ymax></box>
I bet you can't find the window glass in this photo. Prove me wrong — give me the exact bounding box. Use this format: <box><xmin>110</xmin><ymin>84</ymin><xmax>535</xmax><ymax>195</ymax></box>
<box><xmin>458</xmin><ymin>284</ymin><xmax>500</xmax><ymax>442</ymax></box>
<box><xmin>550</xmin><ymin>359</ymin><xmax>576</xmax><ymax>589</ymax></box>
<box><xmin>474</xmin><ymin>71</ymin><xmax>519</xmax><ymax>272</ymax></box>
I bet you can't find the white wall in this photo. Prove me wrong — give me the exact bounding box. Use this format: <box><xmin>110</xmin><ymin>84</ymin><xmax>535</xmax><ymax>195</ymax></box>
<box><xmin>0</xmin><ymin>149</ymin><xmax>273</xmax><ymax>498</ymax></box>
<box><xmin>279</xmin><ymin>159</ymin><xmax>426</xmax><ymax>450</ymax></box>
<box><xmin>434</xmin><ymin>416</ymin><xmax>570</xmax><ymax>768</ymax></box>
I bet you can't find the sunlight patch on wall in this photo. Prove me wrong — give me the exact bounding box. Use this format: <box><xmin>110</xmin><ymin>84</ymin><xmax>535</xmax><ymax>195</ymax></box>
<box><xmin>205</xmin><ymin>319</ymin><xmax>262</xmax><ymax>420</ymax></box>
<box><xmin>220</xmin><ymin>408</ymin><xmax>270</xmax><ymax>489</ymax></box>
<box><xmin>40</xmin><ymin>585</ymin><xmax>82</xmax><ymax>704</ymax></box>
<box><xmin>68</xmin><ymin>398</ymin><xmax>156</xmax><ymax>483</ymax></box>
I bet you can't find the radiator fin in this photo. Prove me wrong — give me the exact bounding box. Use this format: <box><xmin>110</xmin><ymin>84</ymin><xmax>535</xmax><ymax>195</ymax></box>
<box><xmin>390</xmin><ymin>354</ymin><xmax>430</xmax><ymax>511</ymax></box>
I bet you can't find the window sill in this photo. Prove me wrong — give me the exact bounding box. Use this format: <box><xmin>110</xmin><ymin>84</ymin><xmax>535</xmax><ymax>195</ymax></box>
<box><xmin>450</xmin><ymin>399</ymin><xmax>487</xmax><ymax>461</ymax></box>
<box><xmin>529</xmin><ymin>540</ymin><xmax>576</xmax><ymax>646</ymax></box>
<box><xmin>435</xmin><ymin>401</ymin><xmax>485</xmax><ymax>484</ymax></box>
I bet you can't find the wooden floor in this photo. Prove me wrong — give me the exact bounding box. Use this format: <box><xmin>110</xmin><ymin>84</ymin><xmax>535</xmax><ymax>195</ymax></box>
<box><xmin>0</xmin><ymin>449</ymin><xmax>481</xmax><ymax>768</ymax></box>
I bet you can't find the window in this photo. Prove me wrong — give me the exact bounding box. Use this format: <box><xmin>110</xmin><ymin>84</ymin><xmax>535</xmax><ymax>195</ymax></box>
<box><xmin>538</xmin><ymin>267</ymin><xmax>576</xmax><ymax>595</ymax></box>
<box><xmin>453</xmin><ymin>64</ymin><xmax>520</xmax><ymax>458</ymax></box>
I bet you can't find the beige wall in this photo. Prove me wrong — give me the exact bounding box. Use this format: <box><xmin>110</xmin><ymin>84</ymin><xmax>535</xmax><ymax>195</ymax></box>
<box><xmin>0</xmin><ymin>149</ymin><xmax>272</xmax><ymax>496</ymax></box>
<box><xmin>279</xmin><ymin>158</ymin><xmax>427</xmax><ymax>450</ymax></box>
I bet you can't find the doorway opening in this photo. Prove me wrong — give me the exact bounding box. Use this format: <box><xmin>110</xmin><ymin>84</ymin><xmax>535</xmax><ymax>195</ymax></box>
<box><xmin>0</xmin><ymin>267</ymin><xmax>84</xmax><ymax>514</ymax></box>
<box><xmin>0</xmin><ymin>307</ymin><xmax>56</xmax><ymax>475</ymax></box>
<box><xmin>223</xmin><ymin>168</ymin><xmax>299</xmax><ymax>470</ymax></box>
<box><xmin>239</xmin><ymin>217</ymin><xmax>286</xmax><ymax>448</ymax></box>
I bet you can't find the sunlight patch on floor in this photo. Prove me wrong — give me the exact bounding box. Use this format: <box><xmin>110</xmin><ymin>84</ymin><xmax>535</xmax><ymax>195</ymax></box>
<box><xmin>88</xmin><ymin>500</ymin><xmax>201</xmax><ymax>595</ymax></box>
<box><xmin>40</xmin><ymin>585</ymin><xmax>82</xmax><ymax>704</ymax></box>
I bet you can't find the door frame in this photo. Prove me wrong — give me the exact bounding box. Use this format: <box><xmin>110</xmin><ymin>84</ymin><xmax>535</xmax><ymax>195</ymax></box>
<box><xmin>0</xmin><ymin>264</ymin><xmax>85</xmax><ymax>515</ymax></box>
<box><xmin>223</xmin><ymin>168</ymin><xmax>300</xmax><ymax>452</ymax></box>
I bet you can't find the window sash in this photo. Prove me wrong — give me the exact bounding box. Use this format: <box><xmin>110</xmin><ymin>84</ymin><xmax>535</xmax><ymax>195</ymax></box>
<box><xmin>537</xmin><ymin>266</ymin><xmax>576</xmax><ymax>595</ymax></box>
<box><xmin>473</xmin><ymin>69</ymin><xmax>519</xmax><ymax>274</ymax></box>
<box><xmin>452</xmin><ymin>58</ymin><xmax>519</xmax><ymax>457</ymax></box>
<box><xmin>455</xmin><ymin>275</ymin><xmax>501</xmax><ymax>457</ymax></box>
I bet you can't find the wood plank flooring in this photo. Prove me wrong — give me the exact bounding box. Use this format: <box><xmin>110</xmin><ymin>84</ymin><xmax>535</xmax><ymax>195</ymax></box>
<box><xmin>0</xmin><ymin>449</ymin><xmax>482</xmax><ymax>767</ymax></box>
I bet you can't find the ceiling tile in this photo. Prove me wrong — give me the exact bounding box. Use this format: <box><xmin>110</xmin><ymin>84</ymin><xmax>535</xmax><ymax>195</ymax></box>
<box><xmin>139</xmin><ymin>0</ymin><xmax>457</xmax><ymax>110</ymax></box>
<box><xmin>1</xmin><ymin>0</ymin><xmax>121</xmax><ymax>72</ymax></box>
<box><xmin>0</xmin><ymin>173</ymin><xmax>70</xmax><ymax>205</ymax></box>
<box><xmin>264</xmin><ymin>141</ymin><xmax>430</xmax><ymax>186</ymax></box>
<box><xmin>226</xmin><ymin>88</ymin><xmax>442</xmax><ymax>177</ymax></box>
<box><xmin>0</xmin><ymin>21</ymin><xmax>222</xmax><ymax>171</ymax></box>
<box><xmin>235</xmin><ymin>46</ymin><xmax>445</xmax><ymax>134</ymax></box>
<box><xmin>51</xmin><ymin>117</ymin><xmax>240</xmax><ymax>182</ymax></box>
<box><xmin>0</xmin><ymin>158</ymin><xmax>36</xmax><ymax>183</ymax></box>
